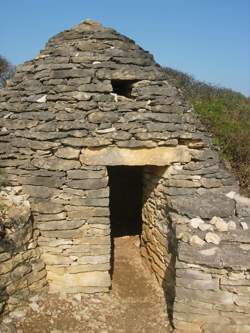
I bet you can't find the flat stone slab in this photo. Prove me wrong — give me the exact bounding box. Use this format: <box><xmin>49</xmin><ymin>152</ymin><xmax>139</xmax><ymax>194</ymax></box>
<box><xmin>80</xmin><ymin>146</ymin><xmax>191</xmax><ymax>166</ymax></box>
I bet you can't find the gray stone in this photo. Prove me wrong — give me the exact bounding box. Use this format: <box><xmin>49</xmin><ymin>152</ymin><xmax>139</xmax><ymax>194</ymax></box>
<box><xmin>66</xmin><ymin>178</ymin><xmax>108</xmax><ymax>190</ymax></box>
<box><xmin>170</xmin><ymin>193</ymin><xmax>235</xmax><ymax>219</ymax></box>
<box><xmin>32</xmin><ymin>157</ymin><xmax>81</xmax><ymax>171</ymax></box>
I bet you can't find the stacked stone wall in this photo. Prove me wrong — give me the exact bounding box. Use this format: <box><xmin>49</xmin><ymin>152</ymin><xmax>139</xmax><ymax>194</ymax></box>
<box><xmin>23</xmin><ymin>166</ymin><xmax>111</xmax><ymax>293</ymax></box>
<box><xmin>0</xmin><ymin>188</ymin><xmax>47</xmax><ymax>316</ymax></box>
<box><xmin>163</xmin><ymin>161</ymin><xmax>250</xmax><ymax>332</ymax></box>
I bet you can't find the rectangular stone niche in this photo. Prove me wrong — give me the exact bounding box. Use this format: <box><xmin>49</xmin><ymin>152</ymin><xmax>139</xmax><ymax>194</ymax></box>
<box><xmin>80</xmin><ymin>146</ymin><xmax>191</xmax><ymax>166</ymax></box>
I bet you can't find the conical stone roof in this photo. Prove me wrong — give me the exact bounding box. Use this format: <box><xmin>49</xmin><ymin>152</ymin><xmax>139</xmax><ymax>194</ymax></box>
<box><xmin>0</xmin><ymin>19</ymin><xmax>208</xmax><ymax>160</ymax></box>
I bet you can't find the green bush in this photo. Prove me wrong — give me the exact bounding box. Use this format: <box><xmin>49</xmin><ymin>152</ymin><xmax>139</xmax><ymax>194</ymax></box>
<box><xmin>164</xmin><ymin>67</ymin><xmax>250</xmax><ymax>196</ymax></box>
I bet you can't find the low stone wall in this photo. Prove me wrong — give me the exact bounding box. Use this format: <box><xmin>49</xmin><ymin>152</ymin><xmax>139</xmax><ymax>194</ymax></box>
<box><xmin>0</xmin><ymin>187</ymin><xmax>47</xmax><ymax>316</ymax></box>
<box><xmin>141</xmin><ymin>166</ymin><xmax>176</xmax><ymax>317</ymax></box>
<box><xmin>166</xmin><ymin>166</ymin><xmax>250</xmax><ymax>332</ymax></box>
<box><xmin>139</xmin><ymin>161</ymin><xmax>250</xmax><ymax>332</ymax></box>
<box><xmin>29</xmin><ymin>166</ymin><xmax>111</xmax><ymax>293</ymax></box>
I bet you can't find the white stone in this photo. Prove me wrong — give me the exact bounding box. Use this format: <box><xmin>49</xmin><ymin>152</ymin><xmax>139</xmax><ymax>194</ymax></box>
<box><xmin>198</xmin><ymin>223</ymin><xmax>213</xmax><ymax>231</ymax></box>
<box><xmin>240</xmin><ymin>244</ymin><xmax>250</xmax><ymax>250</ymax></box>
<box><xmin>190</xmin><ymin>235</ymin><xmax>205</xmax><ymax>247</ymax></box>
<box><xmin>211</xmin><ymin>216</ymin><xmax>228</xmax><ymax>232</ymax></box>
<box><xmin>10</xmin><ymin>309</ymin><xmax>27</xmax><ymax>319</ymax></box>
<box><xmin>36</xmin><ymin>95</ymin><xmax>47</xmax><ymax>103</ymax></box>
<box><xmin>111</xmin><ymin>92</ymin><xmax>118</xmax><ymax>102</ymax></box>
<box><xmin>228</xmin><ymin>220</ymin><xmax>237</xmax><ymax>230</ymax></box>
<box><xmin>240</xmin><ymin>222</ymin><xmax>248</xmax><ymax>230</ymax></box>
<box><xmin>73</xmin><ymin>293</ymin><xmax>82</xmax><ymax>303</ymax></box>
<box><xmin>226</xmin><ymin>191</ymin><xmax>236</xmax><ymax>199</ymax></box>
<box><xmin>226</xmin><ymin>191</ymin><xmax>250</xmax><ymax>206</ymax></box>
<box><xmin>190</xmin><ymin>217</ymin><xmax>204</xmax><ymax>229</ymax></box>
<box><xmin>29</xmin><ymin>302</ymin><xmax>40</xmax><ymax>312</ymax></box>
<box><xmin>205</xmin><ymin>232</ymin><xmax>221</xmax><ymax>245</ymax></box>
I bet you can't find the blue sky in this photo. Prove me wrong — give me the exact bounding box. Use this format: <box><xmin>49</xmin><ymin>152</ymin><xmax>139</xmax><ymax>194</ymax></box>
<box><xmin>0</xmin><ymin>0</ymin><xmax>249</xmax><ymax>96</ymax></box>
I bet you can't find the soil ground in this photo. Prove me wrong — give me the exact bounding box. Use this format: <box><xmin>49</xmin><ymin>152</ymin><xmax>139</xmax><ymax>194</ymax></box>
<box><xmin>2</xmin><ymin>236</ymin><xmax>172</xmax><ymax>333</ymax></box>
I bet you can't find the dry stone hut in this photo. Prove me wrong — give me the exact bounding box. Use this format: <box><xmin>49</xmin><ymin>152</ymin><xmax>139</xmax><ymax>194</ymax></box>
<box><xmin>0</xmin><ymin>19</ymin><xmax>250</xmax><ymax>332</ymax></box>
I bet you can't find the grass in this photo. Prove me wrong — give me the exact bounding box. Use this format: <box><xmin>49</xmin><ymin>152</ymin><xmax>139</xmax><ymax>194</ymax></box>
<box><xmin>164</xmin><ymin>67</ymin><xmax>250</xmax><ymax>196</ymax></box>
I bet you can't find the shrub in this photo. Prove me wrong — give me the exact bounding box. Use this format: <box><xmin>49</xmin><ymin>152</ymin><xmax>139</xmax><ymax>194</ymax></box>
<box><xmin>164</xmin><ymin>67</ymin><xmax>250</xmax><ymax>196</ymax></box>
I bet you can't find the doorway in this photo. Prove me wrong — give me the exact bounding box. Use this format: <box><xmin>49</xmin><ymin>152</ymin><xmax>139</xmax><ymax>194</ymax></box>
<box><xmin>107</xmin><ymin>166</ymin><xmax>143</xmax><ymax>238</ymax></box>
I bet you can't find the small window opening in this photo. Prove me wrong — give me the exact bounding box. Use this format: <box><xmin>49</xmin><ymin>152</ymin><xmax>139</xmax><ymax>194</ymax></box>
<box><xmin>111</xmin><ymin>80</ymin><xmax>136</xmax><ymax>98</ymax></box>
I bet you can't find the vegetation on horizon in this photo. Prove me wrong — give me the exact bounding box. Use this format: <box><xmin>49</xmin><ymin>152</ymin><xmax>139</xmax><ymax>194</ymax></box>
<box><xmin>164</xmin><ymin>67</ymin><xmax>250</xmax><ymax>196</ymax></box>
<box><xmin>0</xmin><ymin>55</ymin><xmax>14</xmax><ymax>87</ymax></box>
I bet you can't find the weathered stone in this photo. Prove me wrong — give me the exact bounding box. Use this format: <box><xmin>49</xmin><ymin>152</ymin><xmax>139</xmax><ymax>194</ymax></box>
<box><xmin>32</xmin><ymin>202</ymin><xmax>64</xmax><ymax>214</ymax></box>
<box><xmin>37</xmin><ymin>220</ymin><xmax>85</xmax><ymax>231</ymax></box>
<box><xmin>88</xmin><ymin>111</ymin><xmax>119</xmax><ymax>123</ymax></box>
<box><xmin>55</xmin><ymin>147</ymin><xmax>80</xmax><ymax>160</ymax></box>
<box><xmin>205</xmin><ymin>232</ymin><xmax>221</xmax><ymax>245</ymax></box>
<box><xmin>170</xmin><ymin>193</ymin><xmax>235</xmax><ymax>219</ymax></box>
<box><xmin>32</xmin><ymin>157</ymin><xmax>81</xmax><ymax>171</ymax></box>
<box><xmin>198</xmin><ymin>223</ymin><xmax>213</xmax><ymax>231</ymax></box>
<box><xmin>189</xmin><ymin>235</ymin><xmax>205</xmax><ymax>247</ymax></box>
<box><xmin>67</xmin><ymin>208</ymin><xmax>109</xmax><ymax>220</ymax></box>
<box><xmin>80</xmin><ymin>146</ymin><xmax>191</xmax><ymax>166</ymax></box>
<box><xmin>67</xmin><ymin>169</ymin><xmax>106</xmax><ymax>179</ymax></box>
<box><xmin>211</xmin><ymin>216</ymin><xmax>228</xmax><ymax>232</ymax></box>
<box><xmin>240</xmin><ymin>222</ymin><xmax>248</xmax><ymax>230</ymax></box>
<box><xmin>227</xmin><ymin>220</ymin><xmax>237</xmax><ymax>230</ymax></box>
<box><xmin>23</xmin><ymin>185</ymin><xmax>58</xmax><ymax>198</ymax></box>
<box><xmin>18</xmin><ymin>175</ymin><xmax>64</xmax><ymax>188</ymax></box>
<box><xmin>66</xmin><ymin>177</ymin><xmax>108</xmax><ymax>190</ymax></box>
<box><xmin>190</xmin><ymin>217</ymin><xmax>204</xmax><ymax>229</ymax></box>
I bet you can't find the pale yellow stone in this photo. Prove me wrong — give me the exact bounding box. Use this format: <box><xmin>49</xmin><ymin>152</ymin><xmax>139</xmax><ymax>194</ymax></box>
<box><xmin>80</xmin><ymin>146</ymin><xmax>191</xmax><ymax>166</ymax></box>
<box><xmin>47</xmin><ymin>271</ymin><xmax>111</xmax><ymax>288</ymax></box>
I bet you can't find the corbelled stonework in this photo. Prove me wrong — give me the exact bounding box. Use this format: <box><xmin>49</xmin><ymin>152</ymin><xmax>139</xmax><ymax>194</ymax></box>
<box><xmin>0</xmin><ymin>19</ymin><xmax>249</xmax><ymax>332</ymax></box>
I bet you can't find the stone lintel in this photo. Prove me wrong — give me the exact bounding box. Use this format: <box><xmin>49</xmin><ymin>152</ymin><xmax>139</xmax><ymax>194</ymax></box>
<box><xmin>80</xmin><ymin>146</ymin><xmax>191</xmax><ymax>166</ymax></box>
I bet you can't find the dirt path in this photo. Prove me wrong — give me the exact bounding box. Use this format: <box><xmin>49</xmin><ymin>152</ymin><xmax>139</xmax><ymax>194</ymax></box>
<box><xmin>2</xmin><ymin>236</ymin><xmax>171</xmax><ymax>333</ymax></box>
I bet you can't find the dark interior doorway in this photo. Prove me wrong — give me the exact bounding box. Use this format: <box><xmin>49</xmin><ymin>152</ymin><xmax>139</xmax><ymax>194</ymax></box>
<box><xmin>107</xmin><ymin>166</ymin><xmax>143</xmax><ymax>237</ymax></box>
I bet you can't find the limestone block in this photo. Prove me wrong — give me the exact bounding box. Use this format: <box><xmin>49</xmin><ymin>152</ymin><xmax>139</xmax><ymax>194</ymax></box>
<box><xmin>176</xmin><ymin>277</ymin><xmax>219</xmax><ymax>290</ymax></box>
<box><xmin>189</xmin><ymin>235</ymin><xmax>205</xmax><ymax>247</ymax></box>
<box><xmin>32</xmin><ymin>202</ymin><xmax>64</xmax><ymax>214</ymax></box>
<box><xmin>55</xmin><ymin>147</ymin><xmax>80</xmax><ymax>160</ymax></box>
<box><xmin>80</xmin><ymin>146</ymin><xmax>191</xmax><ymax>166</ymax></box>
<box><xmin>37</xmin><ymin>219</ymin><xmax>86</xmax><ymax>231</ymax></box>
<box><xmin>47</xmin><ymin>271</ymin><xmax>111</xmax><ymax>288</ymax></box>
<box><xmin>205</xmin><ymin>232</ymin><xmax>221</xmax><ymax>245</ymax></box>
<box><xmin>67</xmin><ymin>169</ymin><xmax>106</xmax><ymax>179</ymax></box>
<box><xmin>190</xmin><ymin>217</ymin><xmax>204</xmax><ymax>228</ymax></box>
<box><xmin>19</xmin><ymin>175</ymin><xmax>64</xmax><ymax>188</ymax></box>
<box><xmin>66</xmin><ymin>178</ymin><xmax>108</xmax><ymax>190</ymax></box>
<box><xmin>228</xmin><ymin>220</ymin><xmax>237</xmax><ymax>230</ymax></box>
<box><xmin>88</xmin><ymin>111</ymin><xmax>119</xmax><ymax>123</ymax></box>
<box><xmin>198</xmin><ymin>223</ymin><xmax>213</xmax><ymax>231</ymax></box>
<box><xmin>170</xmin><ymin>193</ymin><xmax>235</xmax><ymax>219</ymax></box>
<box><xmin>210</xmin><ymin>216</ymin><xmax>228</xmax><ymax>232</ymax></box>
<box><xmin>23</xmin><ymin>185</ymin><xmax>59</xmax><ymax>199</ymax></box>
<box><xmin>32</xmin><ymin>157</ymin><xmax>81</xmax><ymax>171</ymax></box>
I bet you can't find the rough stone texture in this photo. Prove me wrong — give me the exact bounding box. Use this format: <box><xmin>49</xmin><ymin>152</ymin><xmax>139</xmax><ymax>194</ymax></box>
<box><xmin>0</xmin><ymin>19</ymin><xmax>249</xmax><ymax>331</ymax></box>
<box><xmin>80</xmin><ymin>146</ymin><xmax>191</xmax><ymax>166</ymax></box>
<box><xmin>0</xmin><ymin>188</ymin><xmax>47</xmax><ymax>316</ymax></box>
